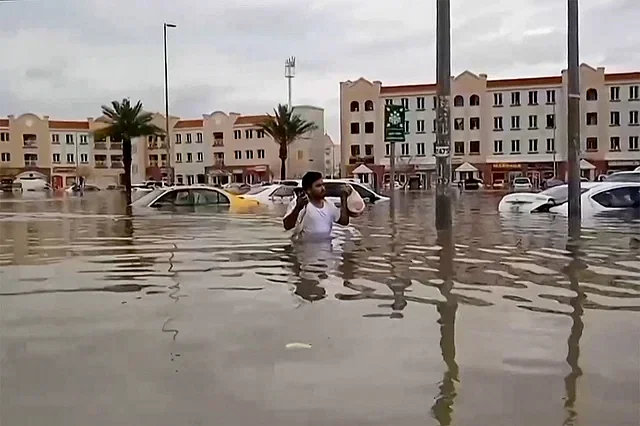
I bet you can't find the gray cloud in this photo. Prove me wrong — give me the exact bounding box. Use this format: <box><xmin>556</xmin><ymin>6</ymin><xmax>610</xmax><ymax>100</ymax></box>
<box><xmin>0</xmin><ymin>0</ymin><xmax>638</xmax><ymax>140</ymax></box>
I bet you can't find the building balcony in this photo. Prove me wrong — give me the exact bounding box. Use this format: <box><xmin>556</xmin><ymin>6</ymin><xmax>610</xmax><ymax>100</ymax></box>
<box><xmin>110</xmin><ymin>142</ymin><xmax>122</xmax><ymax>150</ymax></box>
<box><xmin>95</xmin><ymin>162</ymin><xmax>108</xmax><ymax>168</ymax></box>
<box><xmin>149</xmin><ymin>161</ymin><xmax>159</xmax><ymax>167</ymax></box>
<box><xmin>111</xmin><ymin>162</ymin><xmax>124</xmax><ymax>169</ymax></box>
<box><xmin>94</xmin><ymin>142</ymin><xmax>107</xmax><ymax>150</ymax></box>
<box><xmin>213</xmin><ymin>159</ymin><xmax>225</xmax><ymax>168</ymax></box>
<box><xmin>213</xmin><ymin>139</ymin><xmax>224</xmax><ymax>147</ymax></box>
<box><xmin>147</xmin><ymin>143</ymin><xmax>158</xmax><ymax>149</ymax></box>
<box><xmin>24</xmin><ymin>160</ymin><xmax>38</xmax><ymax>166</ymax></box>
<box><xmin>23</xmin><ymin>142</ymin><xmax>38</xmax><ymax>149</ymax></box>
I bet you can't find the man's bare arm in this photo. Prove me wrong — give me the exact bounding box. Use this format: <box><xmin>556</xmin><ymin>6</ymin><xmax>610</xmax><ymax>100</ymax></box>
<box><xmin>283</xmin><ymin>205</ymin><xmax>303</xmax><ymax>230</ymax></box>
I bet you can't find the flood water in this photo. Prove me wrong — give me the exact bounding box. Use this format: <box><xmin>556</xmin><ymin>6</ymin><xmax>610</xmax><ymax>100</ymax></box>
<box><xmin>0</xmin><ymin>191</ymin><xmax>639</xmax><ymax>426</ymax></box>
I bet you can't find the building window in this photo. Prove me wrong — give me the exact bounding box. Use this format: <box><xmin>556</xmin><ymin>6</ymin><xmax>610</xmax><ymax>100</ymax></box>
<box><xmin>233</xmin><ymin>130</ymin><xmax>241</xmax><ymax>139</ymax></box>
<box><xmin>511</xmin><ymin>92</ymin><xmax>521</xmax><ymax>106</ymax></box>
<box><xmin>66</xmin><ymin>153</ymin><xmax>74</xmax><ymax>164</ymax></box>
<box><xmin>586</xmin><ymin>112</ymin><xmax>598</xmax><ymax>126</ymax></box>
<box><xmin>186</xmin><ymin>153</ymin><xmax>193</xmax><ymax>163</ymax></box>
<box><xmin>401</xmin><ymin>98</ymin><xmax>409</xmax><ymax>109</ymax></box>
<box><xmin>470</xmin><ymin>117</ymin><xmax>480</xmax><ymax>130</ymax></box>
<box><xmin>350</xmin><ymin>101</ymin><xmax>359</xmax><ymax>112</ymax></box>
<box><xmin>528</xmin><ymin>91</ymin><xmax>538</xmax><ymax>105</ymax></box>
<box><xmin>246</xmin><ymin>150</ymin><xmax>253</xmax><ymax>160</ymax></box>
<box><xmin>469</xmin><ymin>140</ymin><xmax>480</xmax><ymax>154</ymax></box>
<box><xmin>364</xmin><ymin>100</ymin><xmax>374</xmax><ymax>111</ymax></box>
<box><xmin>196</xmin><ymin>132</ymin><xmax>203</xmax><ymax>142</ymax></box>
<box><xmin>546</xmin><ymin>138</ymin><xmax>555</xmax><ymax>153</ymax></box>
<box><xmin>546</xmin><ymin>90</ymin><xmax>556</xmax><ymax>104</ymax></box>
<box><xmin>385</xmin><ymin>99</ymin><xmax>393</xmax><ymax>105</ymax></box>
<box><xmin>470</xmin><ymin>94</ymin><xmax>480</xmax><ymax>106</ymax></box>
<box><xmin>433</xmin><ymin>96</ymin><xmax>438</xmax><ymax>110</ymax></box>
<box><xmin>511</xmin><ymin>139</ymin><xmax>520</xmax><ymax>153</ymax></box>
<box><xmin>297</xmin><ymin>150</ymin><xmax>304</xmax><ymax>160</ymax></box>
<box><xmin>453</xmin><ymin>95</ymin><xmax>464</xmax><ymax>107</ymax></box>
<box><xmin>416</xmin><ymin>142</ymin><xmax>426</xmax><ymax>156</ymax></box>
<box><xmin>0</xmin><ymin>153</ymin><xmax>10</xmax><ymax>162</ymax></box>
<box><xmin>51</xmin><ymin>134</ymin><xmax>60</xmax><ymax>144</ymax></box>
<box><xmin>454</xmin><ymin>141</ymin><xmax>464</xmax><ymax>155</ymax></box>
<box><xmin>546</xmin><ymin>114</ymin><xmax>555</xmax><ymax>129</ymax></box>
<box><xmin>350</xmin><ymin>122</ymin><xmax>360</xmax><ymax>134</ymax></box>
<box><xmin>528</xmin><ymin>139</ymin><xmax>538</xmax><ymax>153</ymax></box>
<box><xmin>586</xmin><ymin>88</ymin><xmax>598</xmax><ymax>101</ymax></box>
<box><xmin>197</xmin><ymin>152</ymin><xmax>204</xmax><ymax>162</ymax></box>
<box><xmin>364</xmin><ymin>144</ymin><xmax>374</xmax><ymax>156</ymax></box>
<box><xmin>0</xmin><ymin>132</ymin><xmax>9</xmax><ymax>142</ymax></box>
<box><xmin>245</xmin><ymin>129</ymin><xmax>253</xmax><ymax>139</ymax></box>
<box><xmin>385</xmin><ymin>143</ymin><xmax>390</xmax><ymax>157</ymax></box>
<box><xmin>404</xmin><ymin>121</ymin><xmax>410</xmax><ymax>133</ymax></box>
<box><xmin>257</xmin><ymin>149</ymin><xmax>265</xmax><ymax>159</ymax></box>
<box><xmin>65</xmin><ymin>134</ymin><xmax>74</xmax><ymax>144</ymax></box>
<box><xmin>80</xmin><ymin>153</ymin><xmax>88</xmax><ymax>163</ymax></box>
<box><xmin>528</xmin><ymin>115</ymin><xmax>538</xmax><ymax>129</ymax></box>
<box><xmin>350</xmin><ymin>145</ymin><xmax>360</xmax><ymax>157</ymax></box>
<box><xmin>494</xmin><ymin>140</ymin><xmax>503</xmax><ymax>154</ymax></box>
<box><xmin>630</xmin><ymin>86</ymin><xmax>639</xmax><ymax>100</ymax></box>
<box><xmin>586</xmin><ymin>137</ymin><xmax>598</xmax><ymax>151</ymax></box>
<box><xmin>416</xmin><ymin>120</ymin><xmax>425</xmax><ymax>133</ymax></box>
<box><xmin>629</xmin><ymin>111</ymin><xmax>639</xmax><ymax>125</ymax></box>
<box><xmin>629</xmin><ymin>136</ymin><xmax>639</xmax><ymax>151</ymax></box>
<box><xmin>454</xmin><ymin>118</ymin><xmax>464</xmax><ymax>131</ymax></box>
<box><xmin>176</xmin><ymin>153</ymin><xmax>182</xmax><ymax>163</ymax></box>
<box><xmin>53</xmin><ymin>153</ymin><xmax>60</xmax><ymax>163</ymax></box>
<box><xmin>511</xmin><ymin>115</ymin><xmax>520</xmax><ymax>129</ymax></box>
<box><xmin>610</xmin><ymin>137</ymin><xmax>621</xmax><ymax>151</ymax></box>
<box><xmin>400</xmin><ymin>143</ymin><xmax>409</xmax><ymax>156</ymax></box>
<box><xmin>432</xmin><ymin>119</ymin><xmax>437</xmax><ymax>133</ymax></box>
<box><xmin>610</xmin><ymin>86</ymin><xmax>620</xmax><ymax>101</ymax></box>
<box><xmin>610</xmin><ymin>111</ymin><xmax>620</xmax><ymax>126</ymax></box>
<box><xmin>257</xmin><ymin>130</ymin><xmax>265</xmax><ymax>138</ymax></box>
<box><xmin>80</xmin><ymin>135</ymin><xmax>88</xmax><ymax>145</ymax></box>
<box><xmin>416</xmin><ymin>97</ymin><xmax>425</xmax><ymax>110</ymax></box>
<box><xmin>493</xmin><ymin>93</ymin><xmax>503</xmax><ymax>106</ymax></box>
<box><xmin>175</xmin><ymin>133</ymin><xmax>182</xmax><ymax>144</ymax></box>
<box><xmin>186</xmin><ymin>133</ymin><xmax>192</xmax><ymax>144</ymax></box>
<box><xmin>234</xmin><ymin>150</ymin><xmax>241</xmax><ymax>160</ymax></box>
<box><xmin>364</xmin><ymin>122</ymin><xmax>374</xmax><ymax>133</ymax></box>
<box><xmin>493</xmin><ymin>116</ymin><xmax>503</xmax><ymax>130</ymax></box>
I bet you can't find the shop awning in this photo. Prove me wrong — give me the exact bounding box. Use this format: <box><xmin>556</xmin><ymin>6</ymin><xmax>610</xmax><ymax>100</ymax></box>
<box><xmin>353</xmin><ymin>164</ymin><xmax>374</xmax><ymax>174</ymax></box>
<box><xmin>455</xmin><ymin>162</ymin><xmax>478</xmax><ymax>173</ymax></box>
<box><xmin>580</xmin><ymin>159</ymin><xmax>595</xmax><ymax>170</ymax></box>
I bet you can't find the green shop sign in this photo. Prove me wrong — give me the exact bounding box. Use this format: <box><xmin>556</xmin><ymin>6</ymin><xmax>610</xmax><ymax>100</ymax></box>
<box><xmin>384</xmin><ymin>104</ymin><xmax>406</xmax><ymax>143</ymax></box>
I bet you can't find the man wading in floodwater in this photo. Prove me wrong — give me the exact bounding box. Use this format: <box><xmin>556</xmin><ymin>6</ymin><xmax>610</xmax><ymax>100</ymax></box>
<box><xmin>283</xmin><ymin>171</ymin><xmax>353</xmax><ymax>240</ymax></box>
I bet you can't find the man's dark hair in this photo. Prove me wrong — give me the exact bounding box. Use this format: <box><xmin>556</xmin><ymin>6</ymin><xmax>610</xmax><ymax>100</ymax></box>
<box><xmin>301</xmin><ymin>171</ymin><xmax>323</xmax><ymax>190</ymax></box>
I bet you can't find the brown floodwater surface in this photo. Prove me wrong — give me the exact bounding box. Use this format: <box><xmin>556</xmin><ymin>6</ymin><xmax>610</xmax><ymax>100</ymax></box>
<box><xmin>0</xmin><ymin>191</ymin><xmax>639</xmax><ymax>425</ymax></box>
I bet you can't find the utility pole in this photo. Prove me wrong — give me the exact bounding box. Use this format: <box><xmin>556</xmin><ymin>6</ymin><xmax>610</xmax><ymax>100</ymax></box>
<box><xmin>435</xmin><ymin>0</ymin><xmax>452</xmax><ymax>231</ymax></box>
<box><xmin>285</xmin><ymin>57</ymin><xmax>296</xmax><ymax>178</ymax></box>
<box><xmin>163</xmin><ymin>23</ymin><xmax>176</xmax><ymax>183</ymax></box>
<box><xmin>567</xmin><ymin>0</ymin><xmax>581</xmax><ymax>240</ymax></box>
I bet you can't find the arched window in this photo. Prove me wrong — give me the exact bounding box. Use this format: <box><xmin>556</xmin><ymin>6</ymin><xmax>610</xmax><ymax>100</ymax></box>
<box><xmin>470</xmin><ymin>94</ymin><xmax>480</xmax><ymax>106</ymax></box>
<box><xmin>453</xmin><ymin>95</ymin><xmax>464</xmax><ymax>107</ymax></box>
<box><xmin>586</xmin><ymin>88</ymin><xmax>598</xmax><ymax>101</ymax></box>
<box><xmin>350</xmin><ymin>101</ymin><xmax>360</xmax><ymax>112</ymax></box>
<box><xmin>364</xmin><ymin>100</ymin><xmax>374</xmax><ymax>111</ymax></box>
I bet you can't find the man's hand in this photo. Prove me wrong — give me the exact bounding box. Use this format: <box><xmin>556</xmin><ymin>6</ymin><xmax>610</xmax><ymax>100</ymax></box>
<box><xmin>340</xmin><ymin>184</ymin><xmax>353</xmax><ymax>201</ymax></box>
<box><xmin>295</xmin><ymin>192</ymin><xmax>309</xmax><ymax>210</ymax></box>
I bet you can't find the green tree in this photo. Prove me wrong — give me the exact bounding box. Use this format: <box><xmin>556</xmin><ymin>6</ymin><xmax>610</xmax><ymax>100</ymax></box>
<box><xmin>259</xmin><ymin>104</ymin><xmax>318</xmax><ymax>180</ymax></box>
<box><xmin>95</xmin><ymin>99</ymin><xmax>163</xmax><ymax>204</ymax></box>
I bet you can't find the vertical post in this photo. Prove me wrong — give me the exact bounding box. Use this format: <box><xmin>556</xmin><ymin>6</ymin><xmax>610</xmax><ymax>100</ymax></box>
<box><xmin>389</xmin><ymin>142</ymin><xmax>396</xmax><ymax>194</ymax></box>
<box><xmin>567</xmin><ymin>0</ymin><xmax>581</xmax><ymax>240</ymax></box>
<box><xmin>163</xmin><ymin>24</ymin><xmax>171</xmax><ymax>183</ymax></box>
<box><xmin>285</xmin><ymin>57</ymin><xmax>296</xmax><ymax>178</ymax></box>
<box><xmin>553</xmin><ymin>102</ymin><xmax>557</xmax><ymax>177</ymax></box>
<box><xmin>435</xmin><ymin>0</ymin><xmax>452</xmax><ymax>231</ymax></box>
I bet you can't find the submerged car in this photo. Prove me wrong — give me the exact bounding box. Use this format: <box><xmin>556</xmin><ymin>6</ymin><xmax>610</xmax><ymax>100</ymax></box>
<box><xmin>512</xmin><ymin>177</ymin><xmax>533</xmax><ymax>192</ymax></box>
<box><xmin>604</xmin><ymin>171</ymin><xmax>640</xmax><ymax>182</ymax></box>
<box><xmin>243</xmin><ymin>179</ymin><xmax>389</xmax><ymax>206</ymax></box>
<box><xmin>498</xmin><ymin>182</ymin><xmax>640</xmax><ymax>216</ymax></box>
<box><xmin>130</xmin><ymin>185</ymin><xmax>262</xmax><ymax>211</ymax></box>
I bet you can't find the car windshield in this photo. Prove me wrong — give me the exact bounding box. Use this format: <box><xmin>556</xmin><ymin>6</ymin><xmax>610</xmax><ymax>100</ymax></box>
<box><xmin>245</xmin><ymin>186</ymin><xmax>271</xmax><ymax>195</ymax></box>
<box><xmin>604</xmin><ymin>172</ymin><xmax>640</xmax><ymax>182</ymax></box>
<box><xmin>131</xmin><ymin>189</ymin><xmax>166</xmax><ymax>206</ymax></box>
<box><xmin>513</xmin><ymin>178</ymin><xmax>530</xmax><ymax>184</ymax></box>
<box><xmin>540</xmin><ymin>184</ymin><xmax>591</xmax><ymax>204</ymax></box>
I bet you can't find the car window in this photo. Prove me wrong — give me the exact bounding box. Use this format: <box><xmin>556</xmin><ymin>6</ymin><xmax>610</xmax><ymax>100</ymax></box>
<box><xmin>192</xmin><ymin>189</ymin><xmax>230</xmax><ymax>205</ymax></box>
<box><xmin>514</xmin><ymin>178</ymin><xmax>530</xmax><ymax>184</ymax></box>
<box><xmin>351</xmin><ymin>184</ymin><xmax>377</xmax><ymax>200</ymax></box>
<box><xmin>132</xmin><ymin>189</ymin><xmax>166</xmax><ymax>206</ymax></box>
<box><xmin>591</xmin><ymin>186</ymin><xmax>640</xmax><ymax>208</ymax></box>
<box><xmin>271</xmin><ymin>186</ymin><xmax>295</xmax><ymax>197</ymax></box>
<box><xmin>604</xmin><ymin>173</ymin><xmax>640</xmax><ymax>182</ymax></box>
<box><xmin>246</xmin><ymin>186</ymin><xmax>270</xmax><ymax>195</ymax></box>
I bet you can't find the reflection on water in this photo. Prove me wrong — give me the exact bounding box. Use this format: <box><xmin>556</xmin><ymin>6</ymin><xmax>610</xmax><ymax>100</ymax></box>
<box><xmin>1</xmin><ymin>191</ymin><xmax>639</xmax><ymax>425</ymax></box>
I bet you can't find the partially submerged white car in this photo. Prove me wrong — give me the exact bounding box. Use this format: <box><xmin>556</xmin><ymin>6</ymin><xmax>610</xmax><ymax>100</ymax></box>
<box><xmin>243</xmin><ymin>179</ymin><xmax>389</xmax><ymax>206</ymax></box>
<box><xmin>498</xmin><ymin>182</ymin><xmax>640</xmax><ymax>216</ymax></box>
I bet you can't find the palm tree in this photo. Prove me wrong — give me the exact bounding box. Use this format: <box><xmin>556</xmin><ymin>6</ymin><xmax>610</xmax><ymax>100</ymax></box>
<box><xmin>259</xmin><ymin>104</ymin><xmax>318</xmax><ymax>180</ymax></box>
<box><xmin>94</xmin><ymin>99</ymin><xmax>163</xmax><ymax>205</ymax></box>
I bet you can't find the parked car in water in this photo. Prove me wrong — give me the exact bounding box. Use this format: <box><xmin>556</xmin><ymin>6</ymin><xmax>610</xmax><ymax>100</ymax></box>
<box><xmin>492</xmin><ymin>179</ymin><xmax>506</xmax><ymax>190</ymax></box>
<box><xmin>604</xmin><ymin>171</ymin><xmax>640</xmax><ymax>182</ymax></box>
<box><xmin>64</xmin><ymin>184</ymin><xmax>101</xmax><ymax>193</ymax></box>
<box><xmin>130</xmin><ymin>185</ymin><xmax>262</xmax><ymax>211</ymax></box>
<box><xmin>463</xmin><ymin>178</ymin><xmax>483</xmax><ymax>190</ymax></box>
<box><xmin>512</xmin><ymin>177</ymin><xmax>533</xmax><ymax>192</ymax></box>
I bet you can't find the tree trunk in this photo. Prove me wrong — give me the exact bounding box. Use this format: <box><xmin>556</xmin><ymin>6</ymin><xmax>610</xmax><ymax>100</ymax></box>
<box><xmin>123</xmin><ymin>137</ymin><xmax>132</xmax><ymax>206</ymax></box>
<box><xmin>279</xmin><ymin>143</ymin><xmax>287</xmax><ymax>180</ymax></box>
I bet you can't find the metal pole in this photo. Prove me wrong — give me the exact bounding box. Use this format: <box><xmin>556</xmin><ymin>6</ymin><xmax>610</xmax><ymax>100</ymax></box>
<box><xmin>163</xmin><ymin>23</ymin><xmax>175</xmax><ymax>183</ymax></box>
<box><xmin>287</xmin><ymin>78</ymin><xmax>292</xmax><ymax>110</ymax></box>
<box><xmin>567</xmin><ymin>0</ymin><xmax>581</xmax><ymax>240</ymax></box>
<box><xmin>553</xmin><ymin>102</ymin><xmax>557</xmax><ymax>177</ymax></box>
<box><xmin>389</xmin><ymin>142</ymin><xmax>396</xmax><ymax>194</ymax></box>
<box><xmin>435</xmin><ymin>0</ymin><xmax>452</xmax><ymax>231</ymax></box>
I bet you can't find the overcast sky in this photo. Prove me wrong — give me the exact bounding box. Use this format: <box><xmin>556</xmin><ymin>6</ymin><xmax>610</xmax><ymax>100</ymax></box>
<box><xmin>1</xmin><ymin>0</ymin><xmax>638</xmax><ymax>140</ymax></box>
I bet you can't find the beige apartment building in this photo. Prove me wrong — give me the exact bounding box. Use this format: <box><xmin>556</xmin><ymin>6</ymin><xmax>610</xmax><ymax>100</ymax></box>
<box><xmin>0</xmin><ymin>105</ymin><xmax>329</xmax><ymax>188</ymax></box>
<box><xmin>340</xmin><ymin>64</ymin><xmax>640</xmax><ymax>189</ymax></box>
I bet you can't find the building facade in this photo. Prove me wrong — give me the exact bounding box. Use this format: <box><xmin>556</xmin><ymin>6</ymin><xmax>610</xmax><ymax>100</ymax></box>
<box><xmin>340</xmin><ymin>64</ymin><xmax>640</xmax><ymax>188</ymax></box>
<box><xmin>0</xmin><ymin>106</ymin><xmax>329</xmax><ymax>188</ymax></box>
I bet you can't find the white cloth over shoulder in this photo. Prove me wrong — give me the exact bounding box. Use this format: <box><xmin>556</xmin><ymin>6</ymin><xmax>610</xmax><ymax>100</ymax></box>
<box><xmin>284</xmin><ymin>198</ymin><xmax>341</xmax><ymax>240</ymax></box>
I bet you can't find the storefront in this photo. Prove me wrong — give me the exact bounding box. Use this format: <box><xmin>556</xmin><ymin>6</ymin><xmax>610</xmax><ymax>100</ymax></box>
<box><xmin>490</xmin><ymin>162</ymin><xmax>557</xmax><ymax>187</ymax></box>
<box><xmin>607</xmin><ymin>160</ymin><xmax>640</xmax><ymax>173</ymax></box>
<box><xmin>52</xmin><ymin>167</ymin><xmax>78</xmax><ymax>189</ymax></box>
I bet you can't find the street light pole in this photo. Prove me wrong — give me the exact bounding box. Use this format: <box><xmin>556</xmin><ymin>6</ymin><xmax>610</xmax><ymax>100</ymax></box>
<box><xmin>567</xmin><ymin>0</ymin><xmax>581</xmax><ymax>240</ymax></box>
<box><xmin>164</xmin><ymin>23</ymin><xmax>176</xmax><ymax>183</ymax></box>
<box><xmin>553</xmin><ymin>102</ymin><xmax>557</xmax><ymax>177</ymax></box>
<box><xmin>435</xmin><ymin>0</ymin><xmax>452</xmax><ymax>231</ymax></box>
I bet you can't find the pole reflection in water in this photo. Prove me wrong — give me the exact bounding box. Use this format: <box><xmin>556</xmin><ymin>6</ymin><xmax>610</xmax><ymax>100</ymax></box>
<box><xmin>563</xmin><ymin>243</ymin><xmax>586</xmax><ymax>426</ymax></box>
<box><xmin>387</xmin><ymin>195</ymin><xmax>408</xmax><ymax>319</ymax></box>
<box><xmin>431</xmin><ymin>228</ymin><xmax>459</xmax><ymax>426</ymax></box>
